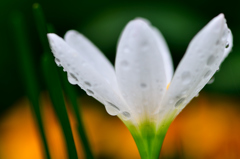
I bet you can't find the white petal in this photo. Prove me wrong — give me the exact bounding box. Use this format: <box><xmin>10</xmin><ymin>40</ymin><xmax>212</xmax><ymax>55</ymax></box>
<box><xmin>115</xmin><ymin>19</ymin><xmax>169</xmax><ymax>117</ymax></box>
<box><xmin>159</xmin><ymin>14</ymin><xmax>231</xmax><ymax>114</ymax></box>
<box><xmin>151</xmin><ymin>27</ymin><xmax>174</xmax><ymax>84</ymax></box>
<box><xmin>222</xmin><ymin>29</ymin><xmax>233</xmax><ymax>60</ymax></box>
<box><xmin>64</xmin><ymin>30</ymin><xmax>118</xmax><ymax>90</ymax></box>
<box><xmin>47</xmin><ymin>33</ymin><xmax>130</xmax><ymax>117</ymax></box>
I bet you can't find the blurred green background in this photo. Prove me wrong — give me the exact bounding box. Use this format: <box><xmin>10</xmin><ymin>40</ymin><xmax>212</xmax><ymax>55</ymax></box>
<box><xmin>0</xmin><ymin>0</ymin><xmax>240</xmax><ymax>113</ymax></box>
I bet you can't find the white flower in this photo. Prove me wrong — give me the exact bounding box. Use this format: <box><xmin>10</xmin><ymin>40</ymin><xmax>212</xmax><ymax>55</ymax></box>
<box><xmin>47</xmin><ymin>13</ymin><xmax>232</xmax><ymax>158</ymax></box>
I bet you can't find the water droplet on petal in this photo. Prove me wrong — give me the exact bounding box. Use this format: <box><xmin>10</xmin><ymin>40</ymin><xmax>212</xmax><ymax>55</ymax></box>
<box><xmin>204</xmin><ymin>70</ymin><xmax>211</xmax><ymax>78</ymax></box>
<box><xmin>86</xmin><ymin>89</ymin><xmax>94</xmax><ymax>95</ymax></box>
<box><xmin>181</xmin><ymin>71</ymin><xmax>191</xmax><ymax>85</ymax></box>
<box><xmin>67</xmin><ymin>72</ymin><xmax>78</xmax><ymax>85</ymax></box>
<box><xmin>175</xmin><ymin>98</ymin><xmax>185</xmax><ymax>108</ymax></box>
<box><xmin>140</xmin><ymin>83</ymin><xmax>147</xmax><ymax>89</ymax></box>
<box><xmin>225</xmin><ymin>42</ymin><xmax>229</xmax><ymax>48</ymax></box>
<box><xmin>121</xmin><ymin>60</ymin><xmax>129</xmax><ymax>68</ymax></box>
<box><xmin>107</xmin><ymin>102</ymin><xmax>120</xmax><ymax>111</ymax></box>
<box><xmin>121</xmin><ymin>111</ymin><xmax>131</xmax><ymax>120</ymax></box>
<box><xmin>55</xmin><ymin>58</ymin><xmax>61</xmax><ymax>66</ymax></box>
<box><xmin>195</xmin><ymin>93</ymin><xmax>199</xmax><ymax>97</ymax></box>
<box><xmin>84</xmin><ymin>81</ymin><xmax>91</xmax><ymax>87</ymax></box>
<box><xmin>105</xmin><ymin>102</ymin><xmax>120</xmax><ymax>115</ymax></box>
<box><xmin>207</xmin><ymin>77</ymin><xmax>215</xmax><ymax>84</ymax></box>
<box><xmin>207</xmin><ymin>55</ymin><xmax>215</xmax><ymax>66</ymax></box>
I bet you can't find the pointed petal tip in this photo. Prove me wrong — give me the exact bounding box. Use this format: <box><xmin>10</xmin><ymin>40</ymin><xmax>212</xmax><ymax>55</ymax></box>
<box><xmin>211</xmin><ymin>13</ymin><xmax>225</xmax><ymax>27</ymax></box>
<box><xmin>64</xmin><ymin>30</ymin><xmax>79</xmax><ymax>40</ymax></box>
<box><xmin>127</xmin><ymin>18</ymin><xmax>150</xmax><ymax>29</ymax></box>
<box><xmin>217</xmin><ymin>13</ymin><xmax>225</xmax><ymax>19</ymax></box>
<box><xmin>133</xmin><ymin>17</ymin><xmax>150</xmax><ymax>24</ymax></box>
<box><xmin>47</xmin><ymin>33</ymin><xmax>61</xmax><ymax>44</ymax></box>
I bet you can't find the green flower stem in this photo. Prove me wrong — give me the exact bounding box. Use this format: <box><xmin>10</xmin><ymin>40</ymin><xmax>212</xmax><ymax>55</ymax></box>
<box><xmin>124</xmin><ymin>111</ymin><xmax>176</xmax><ymax>159</ymax></box>
<box><xmin>33</xmin><ymin>3</ymin><xmax>78</xmax><ymax>159</ymax></box>
<box><xmin>42</xmin><ymin>53</ymin><xmax>78</xmax><ymax>159</ymax></box>
<box><xmin>11</xmin><ymin>12</ymin><xmax>51</xmax><ymax>159</ymax></box>
<box><xmin>58</xmin><ymin>70</ymin><xmax>94</xmax><ymax>159</ymax></box>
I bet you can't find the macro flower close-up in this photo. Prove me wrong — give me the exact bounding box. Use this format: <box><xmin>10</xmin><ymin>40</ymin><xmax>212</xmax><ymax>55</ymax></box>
<box><xmin>47</xmin><ymin>13</ymin><xmax>232</xmax><ymax>158</ymax></box>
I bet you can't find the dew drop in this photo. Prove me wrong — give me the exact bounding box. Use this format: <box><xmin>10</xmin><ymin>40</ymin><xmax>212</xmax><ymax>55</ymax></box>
<box><xmin>181</xmin><ymin>71</ymin><xmax>191</xmax><ymax>85</ymax></box>
<box><xmin>107</xmin><ymin>102</ymin><xmax>120</xmax><ymax>111</ymax></box>
<box><xmin>195</xmin><ymin>93</ymin><xmax>199</xmax><ymax>97</ymax></box>
<box><xmin>121</xmin><ymin>111</ymin><xmax>131</xmax><ymax>120</ymax></box>
<box><xmin>86</xmin><ymin>89</ymin><xmax>94</xmax><ymax>95</ymax></box>
<box><xmin>84</xmin><ymin>81</ymin><xmax>92</xmax><ymax>87</ymax></box>
<box><xmin>140</xmin><ymin>83</ymin><xmax>147</xmax><ymax>89</ymax></box>
<box><xmin>67</xmin><ymin>73</ymin><xmax>78</xmax><ymax>84</ymax></box>
<box><xmin>121</xmin><ymin>60</ymin><xmax>129</xmax><ymax>67</ymax></box>
<box><xmin>175</xmin><ymin>98</ymin><xmax>185</xmax><ymax>108</ymax></box>
<box><xmin>55</xmin><ymin>58</ymin><xmax>61</xmax><ymax>66</ymax></box>
<box><xmin>207</xmin><ymin>55</ymin><xmax>215</xmax><ymax>66</ymax></box>
<box><xmin>225</xmin><ymin>42</ymin><xmax>229</xmax><ymax>48</ymax></box>
<box><xmin>105</xmin><ymin>102</ymin><xmax>120</xmax><ymax>115</ymax></box>
<box><xmin>204</xmin><ymin>70</ymin><xmax>211</xmax><ymax>78</ymax></box>
<box><xmin>207</xmin><ymin>77</ymin><xmax>215</xmax><ymax>84</ymax></box>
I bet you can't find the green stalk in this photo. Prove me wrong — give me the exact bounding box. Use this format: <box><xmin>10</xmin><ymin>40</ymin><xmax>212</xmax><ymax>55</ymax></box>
<box><xmin>41</xmin><ymin>53</ymin><xmax>78</xmax><ymax>159</ymax></box>
<box><xmin>33</xmin><ymin>3</ymin><xmax>78</xmax><ymax>159</ymax></box>
<box><xmin>58</xmin><ymin>70</ymin><xmax>94</xmax><ymax>159</ymax></box>
<box><xmin>124</xmin><ymin>111</ymin><xmax>176</xmax><ymax>159</ymax></box>
<box><xmin>11</xmin><ymin>12</ymin><xmax>51</xmax><ymax>159</ymax></box>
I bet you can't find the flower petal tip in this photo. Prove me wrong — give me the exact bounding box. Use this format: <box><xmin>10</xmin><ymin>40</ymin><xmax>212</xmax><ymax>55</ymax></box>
<box><xmin>128</xmin><ymin>18</ymin><xmax>150</xmax><ymax>30</ymax></box>
<box><xmin>133</xmin><ymin>17</ymin><xmax>150</xmax><ymax>24</ymax></box>
<box><xmin>208</xmin><ymin>14</ymin><xmax>226</xmax><ymax>31</ymax></box>
<box><xmin>47</xmin><ymin>33</ymin><xmax>57</xmax><ymax>40</ymax></box>
<box><xmin>47</xmin><ymin>33</ymin><xmax>62</xmax><ymax>47</ymax></box>
<box><xmin>64</xmin><ymin>30</ymin><xmax>79</xmax><ymax>40</ymax></box>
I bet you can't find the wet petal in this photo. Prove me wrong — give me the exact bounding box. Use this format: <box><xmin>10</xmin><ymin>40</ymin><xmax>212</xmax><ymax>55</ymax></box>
<box><xmin>115</xmin><ymin>19</ymin><xmax>169</xmax><ymax>117</ymax></box>
<box><xmin>151</xmin><ymin>27</ymin><xmax>174</xmax><ymax>84</ymax></box>
<box><xmin>222</xmin><ymin>29</ymin><xmax>233</xmax><ymax>60</ymax></box>
<box><xmin>159</xmin><ymin>14</ymin><xmax>231</xmax><ymax>114</ymax></box>
<box><xmin>64</xmin><ymin>30</ymin><xmax>118</xmax><ymax>90</ymax></box>
<box><xmin>47</xmin><ymin>33</ymin><xmax>130</xmax><ymax>116</ymax></box>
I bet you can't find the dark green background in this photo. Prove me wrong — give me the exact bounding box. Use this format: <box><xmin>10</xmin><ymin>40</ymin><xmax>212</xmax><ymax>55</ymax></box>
<box><xmin>1</xmin><ymin>0</ymin><xmax>240</xmax><ymax>113</ymax></box>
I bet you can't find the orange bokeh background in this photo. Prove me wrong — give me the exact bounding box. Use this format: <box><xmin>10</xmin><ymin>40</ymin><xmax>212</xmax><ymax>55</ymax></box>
<box><xmin>0</xmin><ymin>93</ymin><xmax>240</xmax><ymax>159</ymax></box>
